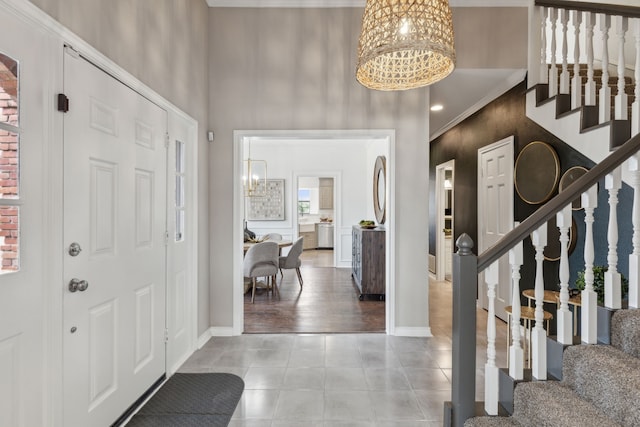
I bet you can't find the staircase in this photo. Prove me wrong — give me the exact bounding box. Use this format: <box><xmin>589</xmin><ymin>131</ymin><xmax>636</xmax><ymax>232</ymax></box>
<box><xmin>466</xmin><ymin>308</ymin><xmax>640</xmax><ymax>426</ymax></box>
<box><xmin>447</xmin><ymin>1</ymin><xmax>640</xmax><ymax>426</ymax></box>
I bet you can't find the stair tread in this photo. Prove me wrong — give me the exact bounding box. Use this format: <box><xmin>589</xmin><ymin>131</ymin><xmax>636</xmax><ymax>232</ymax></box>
<box><xmin>513</xmin><ymin>381</ymin><xmax>621</xmax><ymax>427</ymax></box>
<box><xmin>562</xmin><ymin>344</ymin><xmax>640</xmax><ymax>426</ymax></box>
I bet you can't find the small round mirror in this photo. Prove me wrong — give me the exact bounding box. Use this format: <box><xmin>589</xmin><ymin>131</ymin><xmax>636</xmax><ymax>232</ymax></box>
<box><xmin>373</xmin><ymin>156</ymin><xmax>386</xmax><ymax>224</ymax></box>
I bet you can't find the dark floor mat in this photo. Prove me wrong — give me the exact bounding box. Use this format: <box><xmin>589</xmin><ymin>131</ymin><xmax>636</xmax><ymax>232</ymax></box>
<box><xmin>127</xmin><ymin>373</ymin><xmax>244</xmax><ymax>427</ymax></box>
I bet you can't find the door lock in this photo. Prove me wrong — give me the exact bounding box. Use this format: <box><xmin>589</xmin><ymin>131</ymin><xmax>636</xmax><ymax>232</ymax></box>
<box><xmin>69</xmin><ymin>278</ymin><xmax>89</xmax><ymax>292</ymax></box>
<box><xmin>68</xmin><ymin>242</ymin><xmax>82</xmax><ymax>257</ymax></box>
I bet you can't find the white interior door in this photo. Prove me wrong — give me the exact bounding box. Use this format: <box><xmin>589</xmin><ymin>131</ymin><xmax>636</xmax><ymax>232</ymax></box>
<box><xmin>62</xmin><ymin>50</ymin><xmax>168</xmax><ymax>426</ymax></box>
<box><xmin>478</xmin><ymin>137</ymin><xmax>514</xmax><ymax>322</ymax></box>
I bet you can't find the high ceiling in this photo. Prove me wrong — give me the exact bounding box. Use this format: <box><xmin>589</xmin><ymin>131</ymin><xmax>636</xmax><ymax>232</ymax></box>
<box><xmin>207</xmin><ymin>0</ymin><xmax>530</xmax><ymax>140</ymax></box>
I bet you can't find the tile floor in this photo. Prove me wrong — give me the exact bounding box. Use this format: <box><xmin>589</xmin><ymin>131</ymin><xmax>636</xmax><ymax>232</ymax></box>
<box><xmin>178</xmin><ymin>278</ymin><xmax>509</xmax><ymax>426</ymax></box>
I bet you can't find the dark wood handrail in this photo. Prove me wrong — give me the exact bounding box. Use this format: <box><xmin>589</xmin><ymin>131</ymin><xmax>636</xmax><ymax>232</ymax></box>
<box><xmin>477</xmin><ymin>132</ymin><xmax>640</xmax><ymax>272</ymax></box>
<box><xmin>535</xmin><ymin>0</ymin><xmax>640</xmax><ymax>19</ymax></box>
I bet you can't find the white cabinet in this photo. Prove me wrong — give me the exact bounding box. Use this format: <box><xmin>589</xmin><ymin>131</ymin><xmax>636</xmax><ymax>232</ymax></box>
<box><xmin>319</xmin><ymin>178</ymin><xmax>333</xmax><ymax>210</ymax></box>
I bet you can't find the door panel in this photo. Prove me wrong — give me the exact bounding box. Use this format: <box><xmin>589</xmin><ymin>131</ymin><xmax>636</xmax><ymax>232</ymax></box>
<box><xmin>63</xmin><ymin>50</ymin><xmax>167</xmax><ymax>427</ymax></box>
<box><xmin>478</xmin><ymin>138</ymin><xmax>514</xmax><ymax>322</ymax></box>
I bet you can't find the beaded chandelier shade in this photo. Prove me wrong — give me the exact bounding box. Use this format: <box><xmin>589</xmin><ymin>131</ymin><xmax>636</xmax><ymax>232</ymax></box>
<box><xmin>356</xmin><ymin>0</ymin><xmax>456</xmax><ymax>91</ymax></box>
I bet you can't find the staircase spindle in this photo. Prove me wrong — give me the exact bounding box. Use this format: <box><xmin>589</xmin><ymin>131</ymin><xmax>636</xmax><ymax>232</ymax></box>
<box><xmin>581</xmin><ymin>186</ymin><xmax>598</xmax><ymax>344</ymax></box>
<box><xmin>484</xmin><ymin>261</ymin><xmax>499</xmax><ymax>415</ymax></box>
<box><xmin>531</xmin><ymin>224</ymin><xmax>547</xmax><ymax>380</ymax></box>
<box><xmin>509</xmin><ymin>241</ymin><xmax>524</xmax><ymax>380</ymax></box>
<box><xmin>540</xmin><ymin>6</ymin><xmax>549</xmax><ymax>85</ymax></box>
<box><xmin>560</xmin><ymin>9</ymin><xmax>570</xmax><ymax>94</ymax></box>
<box><xmin>557</xmin><ymin>205</ymin><xmax>574</xmax><ymax>344</ymax></box>
<box><xmin>599</xmin><ymin>14</ymin><xmax>612</xmax><ymax>123</ymax></box>
<box><xmin>585</xmin><ymin>12</ymin><xmax>597</xmax><ymax>106</ymax></box>
<box><xmin>632</xmin><ymin>19</ymin><xmax>640</xmax><ymax>136</ymax></box>
<box><xmin>605</xmin><ymin>167</ymin><xmax>622</xmax><ymax>309</ymax></box>
<box><xmin>615</xmin><ymin>16</ymin><xmax>629</xmax><ymax>120</ymax></box>
<box><xmin>549</xmin><ymin>8</ymin><xmax>559</xmax><ymax>97</ymax></box>
<box><xmin>571</xmin><ymin>10</ymin><xmax>583</xmax><ymax>109</ymax></box>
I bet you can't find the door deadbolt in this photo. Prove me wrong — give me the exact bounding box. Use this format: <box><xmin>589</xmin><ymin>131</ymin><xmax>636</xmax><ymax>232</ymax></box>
<box><xmin>68</xmin><ymin>242</ymin><xmax>82</xmax><ymax>257</ymax></box>
<box><xmin>69</xmin><ymin>278</ymin><xmax>89</xmax><ymax>292</ymax></box>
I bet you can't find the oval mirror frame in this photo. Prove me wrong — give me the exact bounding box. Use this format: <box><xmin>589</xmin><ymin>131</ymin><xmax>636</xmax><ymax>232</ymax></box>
<box><xmin>514</xmin><ymin>141</ymin><xmax>560</xmax><ymax>205</ymax></box>
<box><xmin>373</xmin><ymin>155</ymin><xmax>386</xmax><ymax>224</ymax></box>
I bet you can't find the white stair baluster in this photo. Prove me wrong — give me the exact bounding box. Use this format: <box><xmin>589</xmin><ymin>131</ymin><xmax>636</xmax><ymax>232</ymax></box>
<box><xmin>484</xmin><ymin>261</ymin><xmax>500</xmax><ymax>415</ymax></box>
<box><xmin>631</xmin><ymin>156</ymin><xmax>640</xmax><ymax>308</ymax></box>
<box><xmin>599</xmin><ymin>14</ymin><xmax>612</xmax><ymax>123</ymax></box>
<box><xmin>632</xmin><ymin>19</ymin><xmax>640</xmax><ymax>136</ymax></box>
<box><xmin>557</xmin><ymin>205</ymin><xmax>573</xmax><ymax>344</ymax></box>
<box><xmin>560</xmin><ymin>9</ymin><xmax>570</xmax><ymax>94</ymax></box>
<box><xmin>531</xmin><ymin>224</ymin><xmax>547</xmax><ymax>380</ymax></box>
<box><xmin>605</xmin><ymin>167</ymin><xmax>622</xmax><ymax>309</ymax></box>
<box><xmin>540</xmin><ymin>6</ymin><xmax>549</xmax><ymax>85</ymax></box>
<box><xmin>585</xmin><ymin>12</ymin><xmax>597</xmax><ymax>106</ymax></box>
<box><xmin>615</xmin><ymin>16</ymin><xmax>629</xmax><ymax>120</ymax></box>
<box><xmin>571</xmin><ymin>10</ymin><xmax>583</xmax><ymax>109</ymax></box>
<box><xmin>509</xmin><ymin>241</ymin><xmax>524</xmax><ymax>381</ymax></box>
<box><xmin>581</xmin><ymin>185</ymin><xmax>598</xmax><ymax>344</ymax></box>
<box><xmin>549</xmin><ymin>8</ymin><xmax>559</xmax><ymax>97</ymax></box>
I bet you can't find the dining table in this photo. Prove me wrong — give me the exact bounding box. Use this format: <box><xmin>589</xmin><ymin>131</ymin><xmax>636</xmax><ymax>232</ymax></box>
<box><xmin>243</xmin><ymin>239</ymin><xmax>292</xmax><ymax>254</ymax></box>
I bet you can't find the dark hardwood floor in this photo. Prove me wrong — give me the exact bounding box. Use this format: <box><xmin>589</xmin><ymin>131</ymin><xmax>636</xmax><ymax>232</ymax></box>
<box><xmin>243</xmin><ymin>249</ymin><xmax>386</xmax><ymax>333</ymax></box>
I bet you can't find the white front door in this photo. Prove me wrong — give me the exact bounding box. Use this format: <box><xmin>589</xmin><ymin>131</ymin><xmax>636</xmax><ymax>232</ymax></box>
<box><xmin>166</xmin><ymin>113</ymin><xmax>195</xmax><ymax>374</ymax></box>
<box><xmin>62</xmin><ymin>50</ymin><xmax>168</xmax><ymax>426</ymax></box>
<box><xmin>478</xmin><ymin>137</ymin><xmax>514</xmax><ymax>322</ymax></box>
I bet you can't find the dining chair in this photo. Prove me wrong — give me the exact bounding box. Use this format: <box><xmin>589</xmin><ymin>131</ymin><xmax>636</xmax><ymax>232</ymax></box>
<box><xmin>243</xmin><ymin>241</ymin><xmax>279</xmax><ymax>303</ymax></box>
<box><xmin>263</xmin><ymin>233</ymin><xmax>283</xmax><ymax>242</ymax></box>
<box><xmin>279</xmin><ymin>237</ymin><xmax>304</xmax><ymax>288</ymax></box>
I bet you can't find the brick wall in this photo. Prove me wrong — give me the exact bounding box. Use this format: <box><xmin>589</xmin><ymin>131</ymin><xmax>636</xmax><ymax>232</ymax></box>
<box><xmin>0</xmin><ymin>58</ymin><xmax>19</xmax><ymax>272</ymax></box>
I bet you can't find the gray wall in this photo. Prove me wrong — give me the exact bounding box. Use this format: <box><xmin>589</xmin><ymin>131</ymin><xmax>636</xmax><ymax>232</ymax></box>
<box><xmin>28</xmin><ymin>0</ymin><xmax>212</xmax><ymax>336</ymax></box>
<box><xmin>208</xmin><ymin>7</ymin><xmax>432</xmax><ymax>330</ymax></box>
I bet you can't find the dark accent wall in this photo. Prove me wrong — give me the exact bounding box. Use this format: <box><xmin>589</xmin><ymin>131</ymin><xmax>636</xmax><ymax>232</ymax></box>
<box><xmin>429</xmin><ymin>79</ymin><xmax>632</xmax><ymax>297</ymax></box>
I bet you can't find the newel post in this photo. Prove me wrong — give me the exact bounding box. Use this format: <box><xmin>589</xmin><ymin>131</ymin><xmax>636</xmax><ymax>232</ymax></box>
<box><xmin>451</xmin><ymin>233</ymin><xmax>477</xmax><ymax>427</ymax></box>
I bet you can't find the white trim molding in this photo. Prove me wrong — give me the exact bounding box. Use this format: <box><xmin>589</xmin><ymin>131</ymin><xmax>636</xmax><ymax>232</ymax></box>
<box><xmin>394</xmin><ymin>327</ymin><xmax>433</xmax><ymax>337</ymax></box>
<box><xmin>233</xmin><ymin>129</ymin><xmax>395</xmax><ymax>336</ymax></box>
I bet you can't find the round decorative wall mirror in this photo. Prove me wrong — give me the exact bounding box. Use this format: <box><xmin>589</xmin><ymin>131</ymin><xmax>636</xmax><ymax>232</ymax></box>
<box><xmin>514</xmin><ymin>141</ymin><xmax>560</xmax><ymax>205</ymax></box>
<box><xmin>373</xmin><ymin>155</ymin><xmax>386</xmax><ymax>224</ymax></box>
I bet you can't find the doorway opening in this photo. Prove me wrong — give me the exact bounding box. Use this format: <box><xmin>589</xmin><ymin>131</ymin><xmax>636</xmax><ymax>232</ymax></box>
<box><xmin>233</xmin><ymin>130</ymin><xmax>394</xmax><ymax>335</ymax></box>
<box><xmin>435</xmin><ymin>160</ymin><xmax>454</xmax><ymax>282</ymax></box>
<box><xmin>297</xmin><ymin>175</ymin><xmax>336</xmax><ymax>267</ymax></box>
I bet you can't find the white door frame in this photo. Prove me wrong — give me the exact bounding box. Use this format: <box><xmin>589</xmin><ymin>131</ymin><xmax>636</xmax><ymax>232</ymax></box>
<box><xmin>233</xmin><ymin>129</ymin><xmax>395</xmax><ymax>335</ymax></box>
<box><xmin>293</xmin><ymin>171</ymin><xmax>341</xmax><ymax>267</ymax></box>
<box><xmin>477</xmin><ymin>136</ymin><xmax>514</xmax><ymax>312</ymax></box>
<box><xmin>435</xmin><ymin>160</ymin><xmax>454</xmax><ymax>282</ymax></box>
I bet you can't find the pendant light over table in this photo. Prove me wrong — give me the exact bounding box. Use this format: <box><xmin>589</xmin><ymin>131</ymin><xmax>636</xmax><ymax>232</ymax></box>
<box><xmin>356</xmin><ymin>0</ymin><xmax>456</xmax><ymax>91</ymax></box>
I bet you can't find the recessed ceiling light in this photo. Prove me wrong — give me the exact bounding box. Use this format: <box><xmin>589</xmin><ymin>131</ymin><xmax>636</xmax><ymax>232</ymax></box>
<box><xmin>430</xmin><ymin>104</ymin><xmax>444</xmax><ymax>112</ymax></box>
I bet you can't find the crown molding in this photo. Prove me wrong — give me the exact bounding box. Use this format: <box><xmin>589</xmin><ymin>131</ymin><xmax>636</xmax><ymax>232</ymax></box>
<box><xmin>206</xmin><ymin>0</ymin><xmax>530</xmax><ymax>8</ymax></box>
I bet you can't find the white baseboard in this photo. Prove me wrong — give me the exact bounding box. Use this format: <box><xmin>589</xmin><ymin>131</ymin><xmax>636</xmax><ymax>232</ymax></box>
<box><xmin>197</xmin><ymin>329</ymin><xmax>213</xmax><ymax>349</ymax></box>
<box><xmin>209</xmin><ymin>327</ymin><xmax>236</xmax><ymax>337</ymax></box>
<box><xmin>393</xmin><ymin>326</ymin><xmax>433</xmax><ymax>337</ymax></box>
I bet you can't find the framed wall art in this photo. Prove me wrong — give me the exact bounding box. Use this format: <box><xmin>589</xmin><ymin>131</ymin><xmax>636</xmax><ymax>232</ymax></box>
<box><xmin>247</xmin><ymin>179</ymin><xmax>285</xmax><ymax>220</ymax></box>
